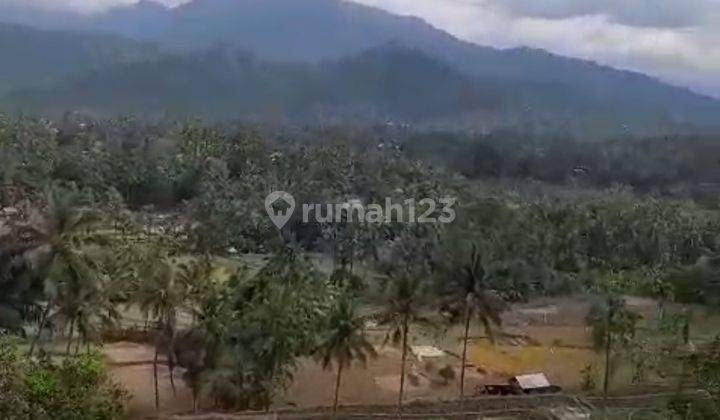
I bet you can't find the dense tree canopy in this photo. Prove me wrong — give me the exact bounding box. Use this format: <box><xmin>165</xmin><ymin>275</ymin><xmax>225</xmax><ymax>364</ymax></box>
<box><xmin>2</xmin><ymin>113</ymin><xmax>720</xmax><ymax>415</ymax></box>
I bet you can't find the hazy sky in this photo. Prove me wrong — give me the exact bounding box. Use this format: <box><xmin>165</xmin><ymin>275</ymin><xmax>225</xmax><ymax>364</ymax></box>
<box><xmin>354</xmin><ymin>0</ymin><xmax>720</xmax><ymax>97</ymax></box>
<box><xmin>0</xmin><ymin>0</ymin><xmax>188</xmax><ymax>12</ymax></box>
<box><xmin>5</xmin><ymin>0</ymin><xmax>720</xmax><ymax>96</ymax></box>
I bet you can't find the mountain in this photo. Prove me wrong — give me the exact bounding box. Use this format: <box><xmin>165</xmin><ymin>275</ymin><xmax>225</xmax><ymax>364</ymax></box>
<box><xmin>0</xmin><ymin>0</ymin><xmax>719</xmax><ymax>136</ymax></box>
<box><xmin>0</xmin><ymin>23</ymin><xmax>157</xmax><ymax>95</ymax></box>
<box><xmin>5</xmin><ymin>46</ymin><xmax>499</xmax><ymax>122</ymax></box>
<box><xmin>0</xmin><ymin>0</ymin><xmax>462</xmax><ymax>62</ymax></box>
<box><xmin>0</xmin><ymin>0</ymin><xmax>711</xmax><ymax>99</ymax></box>
<box><xmin>7</xmin><ymin>42</ymin><xmax>719</xmax><ymax>137</ymax></box>
<box><xmin>77</xmin><ymin>0</ymin><xmax>718</xmax><ymax>122</ymax></box>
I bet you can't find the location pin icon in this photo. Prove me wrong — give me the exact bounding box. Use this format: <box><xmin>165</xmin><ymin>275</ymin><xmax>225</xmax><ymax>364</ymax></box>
<box><xmin>265</xmin><ymin>191</ymin><xmax>295</xmax><ymax>229</ymax></box>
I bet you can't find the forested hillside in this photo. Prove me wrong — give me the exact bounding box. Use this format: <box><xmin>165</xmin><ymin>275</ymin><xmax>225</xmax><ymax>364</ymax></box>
<box><xmin>1</xmin><ymin>0</ymin><xmax>719</xmax><ymax>136</ymax></box>
<box><xmin>1</xmin><ymin>114</ymin><xmax>720</xmax><ymax>418</ymax></box>
<box><xmin>4</xmin><ymin>40</ymin><xmax>719</xmax><ymax>137</ymax></box>
<box><xmin>2</xmin><ymin>1</ymin><xmax>720</xmax><ymax>418</ymax></box>
<box><xmin>0</xmin><ymin>23</ymin><xmax>156</xmax><ymax>95</ymax></box>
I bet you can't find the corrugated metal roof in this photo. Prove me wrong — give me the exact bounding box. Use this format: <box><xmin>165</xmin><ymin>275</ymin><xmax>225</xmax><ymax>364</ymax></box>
<box><xmin>513</xmin><ymin>373</ymin><xmax>551</xmax><ymax>389</ymax></box>
<box><xmin>411</xmin><ymin>345</ymin><xmax>445</xmax><ymax>360</ymax></box>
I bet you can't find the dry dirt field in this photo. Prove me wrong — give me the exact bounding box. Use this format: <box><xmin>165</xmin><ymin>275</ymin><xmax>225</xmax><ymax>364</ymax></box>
<box><xmin>105</xmin><ymin>295</ymin><xmax>703</xmax><ymax>419</ymax></box>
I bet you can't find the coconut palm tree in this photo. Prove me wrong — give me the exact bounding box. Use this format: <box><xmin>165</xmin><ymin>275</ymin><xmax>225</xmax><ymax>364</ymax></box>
<box><xmin>56</xmin><ymin>269</ymin><xmax>122</xmax><ymax>355</ymax></box>
<box><xmin>25</xmin><ymin>184</ymin><xmax>103</xmax><ymax>357</ymax></box>
<box><xmin>0</xmin><ymin>228</ymin><xmax>41</xmax><ymax>333</ymax></box>
<box><xmin>0</xmin><ymin>147</ymin><xmax>20</xmax><ymax>207</ymax></box>
<box><xmin>585</xmin><ymin>294</ymin><xmax>640</xmax><ymax>417</ymax></box>
<box><xmin>373</xmin><ymin>231</ymin><xmax>437</xmax><ymax>414</ymax></box>
<box><xmin>440</xmin><ymin>244</ymin><xmax>507</xmax><ymax>402</ymax></box>
<box><xmin>44</xmin><ymin>246</ymin><xmax>123</xmax><ymax>358</ymax></box>
<box><xmin>134</xmin><ymin>251</ymin><xmax>189</xmax><ymax>410</ymax></box>
<box><xmin>315</xmin><ymin>295</ymin><xmax>376</xmax><ymax>414</ymax></box>
<box><xmin>376</xmin><ymin>272</ymin><xmax>429</xmax><ymax>414</ymax></box>
<box><xmin>174</xmin><ymin>328</ymin><xmax>212</xmax><ymax>413</ymax></box>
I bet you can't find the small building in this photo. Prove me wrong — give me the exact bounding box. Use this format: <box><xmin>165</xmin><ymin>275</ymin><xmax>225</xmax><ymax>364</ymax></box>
<box><xmin>478</xmin><ymin>373</ymin><xmax>562</xmax><ymax>396</ymax></box>
<box><xmin>510</xmin><ymin>373</ymin><xmax>561</xmax><ymax>394</ymax></box>
<box><xmin>410</xmin><ymin>345</ymin><xmax>445</xmax><ymax>362</ymax></box>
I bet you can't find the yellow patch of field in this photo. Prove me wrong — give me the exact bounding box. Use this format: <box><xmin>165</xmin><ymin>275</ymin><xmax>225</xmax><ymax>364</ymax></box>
<box><xmin>471</xmin><ymin>342</ymin><xmax>598</xmax><ymax>388</ymax></box>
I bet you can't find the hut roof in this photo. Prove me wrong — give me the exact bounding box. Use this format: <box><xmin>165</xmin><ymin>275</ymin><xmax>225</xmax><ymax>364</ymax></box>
<box><xmin>513</xmin><ymin>373</ymin><xmax>551</xmax><ymax>389</ymax></box>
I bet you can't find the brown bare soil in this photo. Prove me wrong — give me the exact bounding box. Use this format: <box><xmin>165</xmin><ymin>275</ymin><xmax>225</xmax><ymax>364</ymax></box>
<box><xmin>106</xmin><ymin>296</ymin><xmax>693</xmax><ymax>419</ymax></box>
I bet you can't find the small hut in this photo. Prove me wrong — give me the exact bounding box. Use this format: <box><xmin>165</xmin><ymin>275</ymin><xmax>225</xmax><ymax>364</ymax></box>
<box><xmin>510</xmin><ymin>373</ymin><xmax>561</xmax><ymax>394</ymax></box>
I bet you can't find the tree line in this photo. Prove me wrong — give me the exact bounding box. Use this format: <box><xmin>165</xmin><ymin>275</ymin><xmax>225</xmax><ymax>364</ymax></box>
<box><xmin>2</xmin><ymin>114</ymin><xmax>720</xmax><ymax>417</ymax></box>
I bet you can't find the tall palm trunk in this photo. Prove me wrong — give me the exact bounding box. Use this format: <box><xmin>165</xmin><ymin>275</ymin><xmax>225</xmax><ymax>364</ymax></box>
<box><xmin>459</xmin><ymin>303</ymin><xmax>472</xmax><ymax>404</ymax></box>
<box><xmin>74</xmin><ymin>321</ymin><xmax>83</xmax><ymax>355</ymax></box>
<box><xmin>602</xmin><ymin>309</ymin><xmax>613</xmax><ymax>419</ymax></box>
<box><xmin>166</xmin><ymin>318</ymin><xmax>177</xmax><ymax>397</ymax></box>
<box><xmin>675</xmin><ymin>307</ymin><xmax>692</xmax><ymax>396</ymax></box>
<box><xmin>65</xmin><ymin>318</ymin><xmax>75</xmax><ymax>356</ymax></box>
<box><xmin>397</xmin><ymin>314</ymin><xmax>409</xmax><ymax>414</ymax></box>
<box><xmin>153</xmin><ymin>348</ymin><xmax>160</xmax><ymax>410</ymax></box>
<box><xmin>74</xmin><ymin>335</ymin><xmax>82</xmax><ymax>355</ymax></box>
<box><xmin>333</xmin><ymin>363</ymin><xmax>344</xmax><ymax>415</ymax></box>
<box><xmin>28</xmin><ymin>303</ymin><xmax>51</xmax><ymax>357</ymax></box>
<box><xmin>168</xmin><ymin>351</ymin><xmax>177</xmax><ymax>396</ymax></box>
<box><xmin>1</xmin><ymin>180</ymin><xmax>11</xmax><ymax>208</ymax></box>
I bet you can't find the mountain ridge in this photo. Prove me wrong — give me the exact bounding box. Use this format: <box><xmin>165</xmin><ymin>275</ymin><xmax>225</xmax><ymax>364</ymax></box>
<box><xmin>0</xmin><ymin>22</ymin><xmax>158</xmax><ymax>95</ymax></box>
<box><xmin>5</xmin><ymin>39</ymin><xmax>719</xmax><ymax>138</ymax></box>
<box><xmin>0</xmin><ymin>0</ymin><xmax>718</xmax><ymax>137</ymax></box>
<box><xmin>1</xmin><ymin>0</ymin><xmax>714</xmax><ymax>100</ymax></box>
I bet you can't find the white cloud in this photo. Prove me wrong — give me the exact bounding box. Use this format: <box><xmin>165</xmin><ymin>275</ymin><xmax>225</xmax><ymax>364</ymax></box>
<box><xmin>0</xmin><ymin>0</ymin><xmax>188</xmax><ymax>13</ymax></box>
<box><xmin>499</xmin><ymin>0</ymin><xmax>720</xmax><ymax>28</ymax></box>
<box><xmin>3</xmin><ymin>0</ymin><xmax>718</xmax><ymax>96</ymax></box>
<box><xmin>352</xmin><ymin>0</ymin><xmax>720</xmax><ymax>97</ymax></box>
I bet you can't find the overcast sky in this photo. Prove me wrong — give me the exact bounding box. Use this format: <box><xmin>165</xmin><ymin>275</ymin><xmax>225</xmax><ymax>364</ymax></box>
<box><xmin>6</xmin><ymin>0</ymin><xmax>720</xmax><ymax>97</ymax></box>
<box><xmin>354</xmin><ymin>0</ymin><xmax>720</xmax><ymax>97</ymax></box>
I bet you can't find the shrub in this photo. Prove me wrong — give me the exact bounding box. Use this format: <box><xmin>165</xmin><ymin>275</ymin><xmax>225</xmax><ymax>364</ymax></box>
<box><xmin>0</xmin><ymin>338</ymin><xmax>128</xmax><ymax>420</ymax></box>
<box><xmin>0</xmin><ymin>340</ymin><xmax>41</xmax><ymax>419</ymax></box>
<box><xmin>438</xmin><ymin>364</ymin><xmax>456</xmax><ymax>384</ymax></box>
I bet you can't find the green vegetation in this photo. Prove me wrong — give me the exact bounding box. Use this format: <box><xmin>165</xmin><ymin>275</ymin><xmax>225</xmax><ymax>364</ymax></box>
<box><xmin>2</xmin><ymin>113</ymin><xmax>720</xmax><ymax>417</ymax></box>
<box><xmin>0</xmin><ymin>338</ymin><xmax>127</xmax><ymax>419</ymax></box>
<box><xmin>315</xmin><ymin>294</ymin><xmax>376</xmax><ymax>414</ymax></box>
<box><xmin>439</xmin><ymin>244</ymin><xmax>507</xmax><ymax>402</ymax></box>
<box><xmin>5</xmin><ymin>0</ymin><xmax>720</xmax><ymax>139</ymax></box>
